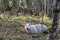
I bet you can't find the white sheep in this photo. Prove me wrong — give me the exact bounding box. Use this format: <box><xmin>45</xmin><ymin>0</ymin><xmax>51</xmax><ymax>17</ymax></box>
<box><xmin>25</xmin><ymin>23</ymin><xmax>48</xmax><ymax>33</ymax></box>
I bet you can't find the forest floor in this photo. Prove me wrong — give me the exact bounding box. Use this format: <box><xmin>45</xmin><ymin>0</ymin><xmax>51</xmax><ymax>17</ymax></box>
<box><xmin>0</xmin><ymin>14</ymin><xmax>60</xmax><ymax>40</ymax></box>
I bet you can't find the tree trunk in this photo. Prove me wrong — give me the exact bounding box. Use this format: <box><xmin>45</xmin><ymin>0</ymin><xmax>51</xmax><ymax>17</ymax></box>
<box><xmin>49</xmin><ymin>12</ymin><xmax>59</xmax><ymax>40</ymax></box>
<box><xmin>49</xmin><ymin>0</ymin><xmax>60</xmax><ymax>40</ymax></box>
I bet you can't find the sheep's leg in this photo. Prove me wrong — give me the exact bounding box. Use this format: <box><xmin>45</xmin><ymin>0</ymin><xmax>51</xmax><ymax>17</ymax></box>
<box><xmin>30</xmin><ymin>34</ymin><xmax>33</xmax><ymax>40</ymax></box>
<box><xmin>30</xmin><ymin>35</ymin><xmax>32</xmax><ymax>40</ymax></box>
<box><xmin>30</xmin><ymin>34</ymin><xmax>35</xmax><ymax>40</ymax></box>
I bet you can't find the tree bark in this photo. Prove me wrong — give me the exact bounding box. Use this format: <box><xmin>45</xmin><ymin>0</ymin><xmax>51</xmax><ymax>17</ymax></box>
<box><xmin>49</xmin><ymin>0</ymin><xmax>60</xmax><ymax>40</ymax></box>
<box><xmin>49</xmin><ymin>12</ymin><xmax>59</xmax><ymax>40</ymax></box>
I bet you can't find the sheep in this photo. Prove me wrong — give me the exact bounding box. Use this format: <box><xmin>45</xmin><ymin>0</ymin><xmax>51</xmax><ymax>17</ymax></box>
<box><xmin>19</xmin><ymin>19</ymin><xmax>49</xmax><ymax>34</ymax></box>
<box><xmin>25</xmin><ymin>23</ymin><xmax>48</xmax><ymax>33</ymax></box>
